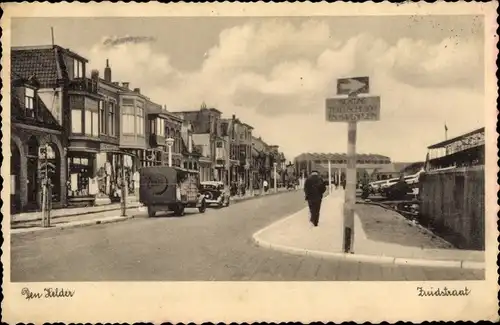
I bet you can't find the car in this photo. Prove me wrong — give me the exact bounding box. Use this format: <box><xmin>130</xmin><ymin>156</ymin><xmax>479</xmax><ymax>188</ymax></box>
<box><xmin>199</xmin><ymin>181</ymin><xmax>230</xmax><ymax>208</ymax></box>
<box><xmin>139</xmin><ymin>166</ymin><xmax>207</xmax><ymax>217</ymax></box>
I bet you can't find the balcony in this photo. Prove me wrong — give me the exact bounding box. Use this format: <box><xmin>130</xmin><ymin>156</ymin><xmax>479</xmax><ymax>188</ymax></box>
<box><xmin>68</xmin><ymin>78</ymin><xmax>98</xmax><ymax>94</ymax></box>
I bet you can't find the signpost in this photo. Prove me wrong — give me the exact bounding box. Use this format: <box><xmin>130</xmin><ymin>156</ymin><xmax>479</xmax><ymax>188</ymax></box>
<box><xmin>326</xmin><ymin>76</ymin><xmax>380</xmax><ymax>254</ymax></box>
<box><xmin>337</xmin><ymin>77</ymin><xmax>369</xmax><ymax>96</ymax></box>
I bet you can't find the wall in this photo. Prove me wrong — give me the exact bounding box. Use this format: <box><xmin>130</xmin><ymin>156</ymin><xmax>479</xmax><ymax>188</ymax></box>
<box><xmin>419</xmin><ymin>166</ymin><xmax>485</xmax><ymax>250</ymax></box>
<box><xmin>38</xmin><ymin>88</ymin><xmax>63</xmax><ymax>125</ymax></box>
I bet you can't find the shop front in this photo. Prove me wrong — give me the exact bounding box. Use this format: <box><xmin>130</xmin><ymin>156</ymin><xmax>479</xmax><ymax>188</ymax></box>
<box><xmin>67</xmin><ymin>140</ymin><xmax>100</xmax><ymax>207</ymax></box>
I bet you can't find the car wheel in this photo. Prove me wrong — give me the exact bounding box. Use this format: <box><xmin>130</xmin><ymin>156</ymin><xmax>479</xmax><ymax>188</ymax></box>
<box><xmin>174</xmin><ymin>204</ymin><xmax>185</xmax><ymax>216</ymax></box>
<box><xmin>147</xmin><ymin>207</ymin><xmax>156</xmax><ymax>218</ymax></box>
<box><xmin>199</xmin><ymin>199</ymin><xmax>207</xmax><ymax>213</ymax></box>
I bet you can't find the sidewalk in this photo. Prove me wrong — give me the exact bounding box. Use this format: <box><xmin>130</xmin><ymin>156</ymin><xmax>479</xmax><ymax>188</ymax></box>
<box><xmin>11</xmin><ymin>187</ymin><xmax>294</xmax><ymax>235</ymax></box>
<box><xmin>11</xmin><ymin>198</ymin><xmax>143</xmax><ymax>224</ymax></box>
<box><xmin>253</xmin><ymin>189</ymin><xmax>485</xmax><ymax>270</ymax></box>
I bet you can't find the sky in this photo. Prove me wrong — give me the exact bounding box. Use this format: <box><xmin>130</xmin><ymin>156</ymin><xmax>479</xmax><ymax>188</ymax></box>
<box><xmin>11</xmin><ymin>16</ymin><xmax>485</xmax><ymax>162</ymax></box>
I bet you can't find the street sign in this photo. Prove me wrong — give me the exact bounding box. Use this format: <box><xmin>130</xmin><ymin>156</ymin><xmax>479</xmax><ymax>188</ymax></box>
<box><xmin>325</xmin><ymin>96</ymin><xmax>380</xmax><ymax>122</ymax></box>
<box><xmin>337</xmin><ymin>77</ymin><xmax>369</xmax><ymax>95</ymax></box>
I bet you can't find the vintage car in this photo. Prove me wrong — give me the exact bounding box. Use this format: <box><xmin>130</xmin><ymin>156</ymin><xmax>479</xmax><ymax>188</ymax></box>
<box><xmin>199</xmin><ymin>181</ymin><xmax>230</xmax><ymax>208</ymax></box>
<box><xmin>139</xmin><ymin>166</ymin><xmax>207</xmax><ymax>217</ymax></box>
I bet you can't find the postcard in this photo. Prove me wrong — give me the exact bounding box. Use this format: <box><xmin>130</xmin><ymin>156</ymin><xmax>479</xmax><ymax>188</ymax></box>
<box><xmin>1</xmin><ymin>1</ymin><xmax>498</xmax><ymax>323</ymax></box>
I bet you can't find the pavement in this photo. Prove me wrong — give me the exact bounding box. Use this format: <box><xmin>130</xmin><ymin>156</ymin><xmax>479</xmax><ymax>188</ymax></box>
<box><xmin>253</xmin><ymin>189</ymin><xmax>485</xmax><ymax>270</ymax></box>
<box><xmin>10</xmin><ymin>187</ymin><xmax>291</xmax><ymax>234</ymax></box>
<box><xmin>11</xmin><ymin>189</ymin><xmax>484</xmax><ymax>281</ymax></box>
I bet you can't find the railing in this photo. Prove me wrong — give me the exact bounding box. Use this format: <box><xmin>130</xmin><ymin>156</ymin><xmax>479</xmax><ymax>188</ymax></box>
<box><xmin>68</xmin><ymin>78</ymin><xmax>98</xmax><ymax>94</ymax></box>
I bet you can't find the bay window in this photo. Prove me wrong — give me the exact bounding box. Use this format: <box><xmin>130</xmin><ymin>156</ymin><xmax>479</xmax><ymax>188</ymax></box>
<box><xmin>156</xmin><ymin>118</ymin><xmax>165</xmax><ymax>136</ymax></box>
<box><xmin>108</xmin><ymin>102</ymin><xmax>115</xmax><ymax>136</ymax></box>
<box><xmin>99</xmin><ymin>100</ymin><xmax>106</xmax><ymax>135</ymax></box>
<box><xmin>122</xmin><ymin>105</ymin><xmax>135</xmax><ymax>134</ymax></box>
<box><xmin>137</xmin><ymin>102</ymin><xmax>144</xmax><ymax>136</ymax></box>
<box><xmin>85</xmin><ymin>107</ymin><xmax>99</xmax><ymax>137</ymax></box>
<box><xmin>71</xmin><ymin>109</ymin><xmax>82</xmax><ymax>133</ymax></box>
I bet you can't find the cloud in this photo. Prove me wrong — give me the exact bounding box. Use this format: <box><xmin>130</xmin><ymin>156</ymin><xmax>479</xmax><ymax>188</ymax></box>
<box><xmin>102</xmin><ymin>35</ymin><xmax>157</xmax><ymax>48</ymax></box>
<box><xmin>85</xmin><ymin>20</ymin><xmax>484</xmax><ymax>162</ymax></box>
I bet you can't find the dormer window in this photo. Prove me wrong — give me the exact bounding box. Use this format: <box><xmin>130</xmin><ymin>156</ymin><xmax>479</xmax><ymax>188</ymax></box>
<box><xmin>25</xmin><ymin>87</ymin><xmax>35</xmax><ymax>118</ymax></box>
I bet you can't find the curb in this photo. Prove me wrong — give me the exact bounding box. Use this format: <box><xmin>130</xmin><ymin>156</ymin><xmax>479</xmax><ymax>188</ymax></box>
<box><xmin>11</xmin><ymin>215</ymin><xmax>136</xmax><ymax>236</ymax></box>
<box><xmin>11</xmin><ymin>202</ymin><xmax>143</xmax><ymax>224</ymax></box>
<box><xmin>252</xmin><ymin>227</ymin><xmax>485</xmax><ymax>271</ymax></box>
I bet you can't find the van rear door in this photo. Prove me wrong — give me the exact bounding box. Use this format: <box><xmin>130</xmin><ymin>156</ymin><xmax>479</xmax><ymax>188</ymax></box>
<box><xmin>139</xmin><ymin>167</ymin><xmax>177</xmax><ymax>205</ymax></box>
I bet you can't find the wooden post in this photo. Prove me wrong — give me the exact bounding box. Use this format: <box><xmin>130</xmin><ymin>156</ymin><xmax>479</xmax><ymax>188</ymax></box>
<box><xmin>120</xmin><ymin>154</ymin><xmax>126</xmax><ymax>217</ymax></box>
<box><xmin>328</xmin><ymin>160</ymin><xmax>332</xmax><ymax>194</ymax></box>
<box><xmin>343</xmin><ymin>120</ymin><xmax>357</xmax><ymax>253</ymax></box>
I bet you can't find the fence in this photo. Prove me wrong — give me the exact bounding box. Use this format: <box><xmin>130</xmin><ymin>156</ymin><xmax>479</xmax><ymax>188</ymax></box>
<box><xmin>419</xmin><ymin>166</ymin><xmax>485</xmax><ymax>250</ymax></box>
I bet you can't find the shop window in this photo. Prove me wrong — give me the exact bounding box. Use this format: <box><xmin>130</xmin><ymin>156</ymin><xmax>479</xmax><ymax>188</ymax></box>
<box><xmin>71</xmin><ymin>109</ymin><xmax>82</xmax><ymax>133</ymax></box>
<box><xmin>68</xmin><ymin>156</ymin><xmax>93</xmax><ymax>197</ymax></box>
<box><xmin>25</xmin><ymin>87</ymin><xmax>35</xmax><ymax>118</ymax></box>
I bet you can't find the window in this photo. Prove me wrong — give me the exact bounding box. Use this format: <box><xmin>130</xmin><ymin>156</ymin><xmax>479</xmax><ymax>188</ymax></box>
<box><xmin>122</xmin><ymin>106</ymin><xmax>135</xmax><ymax>134</ymax></box>
<box><xmin>25</xmin><ymin>87</ymin><xmax>35</xmax><ymax>118</ymax></box>
<box><xmin>166</xmin><ymin>127</ymin><xmax>170</xmax><ymax>139</ymax></box>
<box><xmin>216</xmin><ymin>141</ymin><xmax>223</xmax><ymax>148</ymax></box>
<box><xmin>137</xmin><ymin>102</ymin><xmax>144</xmax><ymax>135</ymax></box>
<box><xmin>108</xmin><ymin>102</ymin><xmax>115</xmax><ymax>136</ymax></box>
<box><xmin>99</xmin><ymin>100</ymin><xmax>106</xmax><ymax>135</ymax></box>
<box><xmin>74</xmin><ymin>59</ymin><xmax>83</xmax><ymax>78</ymax></box>
<box><xmin>71</xmin><ymin>109</ymin><xmax>82</xmax><ymax>133</ymax></box>
<box><xmin>84</xmin><ymin>109</ymin><xmax>99</xmax><ymax>137</ymax></box>
<box><xmin>156</xmin><ymin>118</ymin><xmax>164</xmax><ymax>136</ymax></box>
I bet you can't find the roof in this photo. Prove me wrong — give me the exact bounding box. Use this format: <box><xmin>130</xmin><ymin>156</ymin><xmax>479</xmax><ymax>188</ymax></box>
<box><xmin>11</xmin><ymin>47</ymin><xmax>61</xmax><ymax>88</ymax></box>
<box><xmin>428</xmin><ymin>127</ymin><xmax>485</xmax><ymax>149</ymax></box>
<box><xmin>295</xmin><ymin>152</ymin><xmax>391</xmax><ymax>162</ymax></box>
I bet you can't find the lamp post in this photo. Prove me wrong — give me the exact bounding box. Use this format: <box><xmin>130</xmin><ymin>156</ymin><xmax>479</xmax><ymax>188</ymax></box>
<box><xmin>166</xmin><ymin>137</ymin><xmax>174</xmax><ymax>167</ymax></box>
<box><xmin>273</xmin><ymin>162</ymin><xmax>277</xmax><ymax>193</ymax></box>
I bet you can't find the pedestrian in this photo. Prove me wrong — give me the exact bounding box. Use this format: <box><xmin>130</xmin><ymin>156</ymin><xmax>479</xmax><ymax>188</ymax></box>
<box><xmin>304</xmin><ymin>170</ymin><xmax>327</xmax><ymax>227</ymax></box>
<box><xmin>341</xmin><ymin>178</ymin><xmax>346</xmax><ymax>190</ymax></box>
<box><xmin>263</xmin><ymin>179</ymin><xmax>269</xmax><ymax>193</ymax></box>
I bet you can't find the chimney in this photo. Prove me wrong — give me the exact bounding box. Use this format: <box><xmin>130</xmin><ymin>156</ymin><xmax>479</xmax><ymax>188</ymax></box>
<box><xmin>104</xmin><ymin>59</ymin><xmax>112</xmax><ymax>82</ymax></box>
<box><xmin>91</xmin><ymin>69</ymin><xmax>99</xmax><ymax>80</ymax></box>
<box><xmin>133</xmin><ymin>88</ymin><xmax>141</xmax><ymax>93</ymax></box>
<box><xmin>122</xmin><ymin>82</ymin><xmax>130</xmax><ymax>89</ymax></box>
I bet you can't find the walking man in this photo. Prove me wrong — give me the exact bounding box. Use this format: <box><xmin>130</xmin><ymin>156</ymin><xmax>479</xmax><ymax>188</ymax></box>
<box><xmin>304</xmin><ymin>170</ymin><xmax>327</xmax><ymax>227</ymax></box>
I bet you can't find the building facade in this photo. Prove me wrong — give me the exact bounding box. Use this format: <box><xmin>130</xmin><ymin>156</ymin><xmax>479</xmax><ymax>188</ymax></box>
<box><xmin>10</xmin><ymin>72</ymin><xmax>66</xmax><ymax>213</ymax></box>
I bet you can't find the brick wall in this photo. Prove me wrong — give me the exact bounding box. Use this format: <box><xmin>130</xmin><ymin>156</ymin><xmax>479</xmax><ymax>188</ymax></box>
<box><xmin>419</xmin><ymin>166</ymin><xmax>485</xmax><ymax>250</ymax></box>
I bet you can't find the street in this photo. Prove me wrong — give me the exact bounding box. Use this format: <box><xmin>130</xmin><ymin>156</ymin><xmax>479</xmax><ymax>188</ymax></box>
<box><xmin>11</xmin><ymin>191</ymin><xmax>483</xmax><ymax>282</ymax></box>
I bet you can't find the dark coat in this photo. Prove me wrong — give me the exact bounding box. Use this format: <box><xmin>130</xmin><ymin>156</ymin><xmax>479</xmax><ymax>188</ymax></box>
<box><xmin>304</xmin><ymin>174</ymin><xmax>326</xmax><ymax>201</ymax></box>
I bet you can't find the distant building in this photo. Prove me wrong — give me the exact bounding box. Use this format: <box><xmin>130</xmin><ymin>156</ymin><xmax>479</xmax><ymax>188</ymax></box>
<box><xmin>294</xmin><ymin>153</ymin><xmax>392</xmax><ymax>183</ymax></box>
<box><xmin>426</xmin><ymin>127</ymin><xmax>485</xmax><ymax>171</ymax></box>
